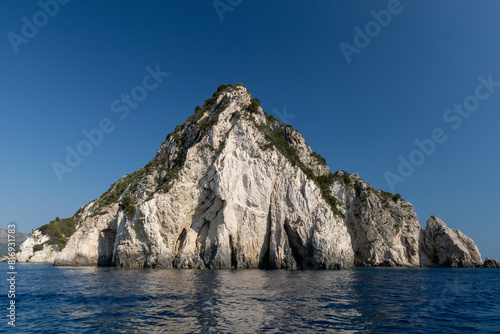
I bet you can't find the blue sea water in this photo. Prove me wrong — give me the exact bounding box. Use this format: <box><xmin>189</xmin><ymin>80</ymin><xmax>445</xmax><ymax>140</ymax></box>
<box><xmin>0</xmin><ymin>263</ymin><xmax>499</xmax><ymax>333</ymax></box>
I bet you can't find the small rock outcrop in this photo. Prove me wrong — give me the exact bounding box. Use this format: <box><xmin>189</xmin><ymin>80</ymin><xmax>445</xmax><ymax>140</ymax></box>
<box><xmin>419</xmin><ymin>216</ymin><xmax>483</xmax><ymax>268</ymax></box>
<box><xmin>17</xmin><ymin>230</ymin><xmax>59</xmax><ymax>263</ymax></box>
<box><xmin>483</xmin><ymin>258</ymin><xmax>500</xmax><ymax>268</ymax></box>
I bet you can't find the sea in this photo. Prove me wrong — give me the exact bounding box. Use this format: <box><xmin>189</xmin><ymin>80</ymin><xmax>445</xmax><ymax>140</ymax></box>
<box><xmin>1</xmin><ymin>263</ymin><xmax>499</xmax><ymax>333</ymax></box>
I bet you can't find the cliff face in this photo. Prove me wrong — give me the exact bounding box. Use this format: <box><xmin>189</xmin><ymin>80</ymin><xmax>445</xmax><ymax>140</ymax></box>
<box><xmin>332</xmin><ymin>172</ymin><xmax>421</xmax><ymax>267</ymax></box>
<box><xmin>52</xmin><ymin>85</ymin><xmax>354</xmax><ymax>269</ymax></box>
<box><xmin>17</xmin><ymin>85</ymin><xmax>485</xmax><ymax>269</ymax></box>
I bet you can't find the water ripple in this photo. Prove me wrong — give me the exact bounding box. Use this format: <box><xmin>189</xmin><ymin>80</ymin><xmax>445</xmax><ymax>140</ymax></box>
<box><xmin>1</xmin><ymin>264</ymin><xmax>499</xmax><ymax>333</ymax></box>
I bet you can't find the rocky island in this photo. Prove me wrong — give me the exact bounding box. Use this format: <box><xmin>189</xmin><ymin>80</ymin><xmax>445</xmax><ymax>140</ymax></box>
<box><xmin>17</xmin><ymin>84</ymin><xmax>497</xmax><ymax>269</ymax></box>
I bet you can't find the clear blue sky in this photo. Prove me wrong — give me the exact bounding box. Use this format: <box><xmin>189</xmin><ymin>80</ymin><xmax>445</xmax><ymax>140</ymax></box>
<box><xmin>1</xmin><ymin>1</ymin><xmax>499</xmax><ymax>259</ymax></box>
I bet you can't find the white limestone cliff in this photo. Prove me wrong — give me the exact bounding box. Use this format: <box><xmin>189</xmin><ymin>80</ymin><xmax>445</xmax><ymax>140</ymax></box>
<box><xmin>17</xmin><ymin>84</ymin><xmax>486</xmax><ymax>269</ymax></box>
<box><xmin>53</xmin><ymin>85</ymin><xmax>354</xmax><ymax>269</ymax></box>
<box><xmin>17</xmin><ymin>230</ymin><xmax>59</xmax><ymax>263</ymax></box>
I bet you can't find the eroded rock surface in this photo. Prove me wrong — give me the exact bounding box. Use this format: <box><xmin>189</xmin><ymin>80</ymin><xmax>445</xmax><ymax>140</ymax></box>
<box><xmin>332</xmin><ymin>172</ymin><xmax>421</xmax><ymax>267</ymax></box>
<box><xmin>53</xmin><ymin>85</ymin><xmax>354</xmax><ymax>269</ymax></box>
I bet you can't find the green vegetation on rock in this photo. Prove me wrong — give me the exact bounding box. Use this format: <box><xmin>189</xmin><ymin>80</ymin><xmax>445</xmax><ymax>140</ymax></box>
<box><xmin>119</xmin><ymin>196</ymin><xmax>136</xmax><ymax>220</ymax></box>
<box><xmin>247</xmin><ymin>97</ymin><xmax>261</xmax><ymax>114</ymax></box>
<box><xmin>342</xmin><ymin>172</ymin><xmax>352</xmax><ymax>185</ymax></box>
<box><xmin>218</xmin><ymin>140</ymin><xmax>226</xmax><ymax>153</ymax></box>
<box><xmin>380</xmin><ymin>190</ymin><xmax>403</xmax><ymax>203</ymax></box>
<box><xmin>99</xmin><ymin>167</ymin><xmax>147</xmax><ymax>208</ymax></box>
<box><xmin>251</xmin><ymin>110</ymin><xmax>343</xmax><ymax>218</ymax></box>
<box><xmin>38</xmin><ymin>217</ymin><xmax>76</xmax><ymax>250</ymax></box>
<box><xmin>89</xmin><ymin>210</ymin><xmax>107</xmax><ymax>218</ymax></box>
<box><xmin>217</xmin><ymin>84</ymin><xmax>234</xmax><ymax>92</ymax></box>
<box><xmin>311</xmin><ymin>151</ymin><xmax>327</xmax><ymax>166</ymax></box>
<box><xmin>316</xmin><ymin>173</ymin><xmax>343</xmax><ymax>218</ymax></box>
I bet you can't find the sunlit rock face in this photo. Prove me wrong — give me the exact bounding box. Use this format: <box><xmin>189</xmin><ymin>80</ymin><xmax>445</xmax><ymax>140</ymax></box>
<box><xmin>19</xmin><ymin>85</ymin><xmax>484</xmax><ymax>269</ymax></box>
<box><xmin>17</xmin><ymin>230</ymin><xmax>59</xmax><ymax>263</ymax></box>
<box><xmin>54</xmin><ymin>85</ymin><xmax>354</xmax><ymax>269</ymax></box>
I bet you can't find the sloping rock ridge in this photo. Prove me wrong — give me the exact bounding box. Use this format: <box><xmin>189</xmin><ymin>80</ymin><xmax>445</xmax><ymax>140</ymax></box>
<box><xmin>17</xmin><ymin>84</ymin><xmax>486</xmax><ymax>268</ymax></box>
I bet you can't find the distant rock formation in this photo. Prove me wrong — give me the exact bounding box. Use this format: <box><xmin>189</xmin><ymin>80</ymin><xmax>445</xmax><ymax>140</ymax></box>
<box><xmin>483</xmin><ymin>258</ymin><xmax>500</xmax><ymax>268</ymax></box>
<box><xmin>17</xmin><ymin>230</ymin><xmax>59</xmax><ymax>263</ymax></box>
<box><xmin>0</xmin><ymin>228</ymin><xmax>28</xmax><ymax>257</ymax></box>
<box><xmin>16</xmin><ymin>84</ymin><xmax>489</xmax><ymax>269</ymax></box>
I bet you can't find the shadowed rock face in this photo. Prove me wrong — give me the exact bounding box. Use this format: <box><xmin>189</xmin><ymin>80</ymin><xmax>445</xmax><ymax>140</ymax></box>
<box><xmin>419</xmin><ymin>216</ymin><xmax>483</xmax><ymax>268</ymax></box>
<box><xmin>332</xmin><ymin>172</ymin><xmax>421</xmax><ymax>267</ymax></box>
<box><xmin>18</xmin><ymin>85</ymin><xmax>486</xmax><ymax>269</ymax></box>
<box><xmin>483</xmin><ymin>258</ymin><xmax>500</xmax><ymax>268</ymax></box>
<box><xmin>333</xmin><ymin>175</ymin><xmax>484</xmax><ymax>268</ymax></box>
